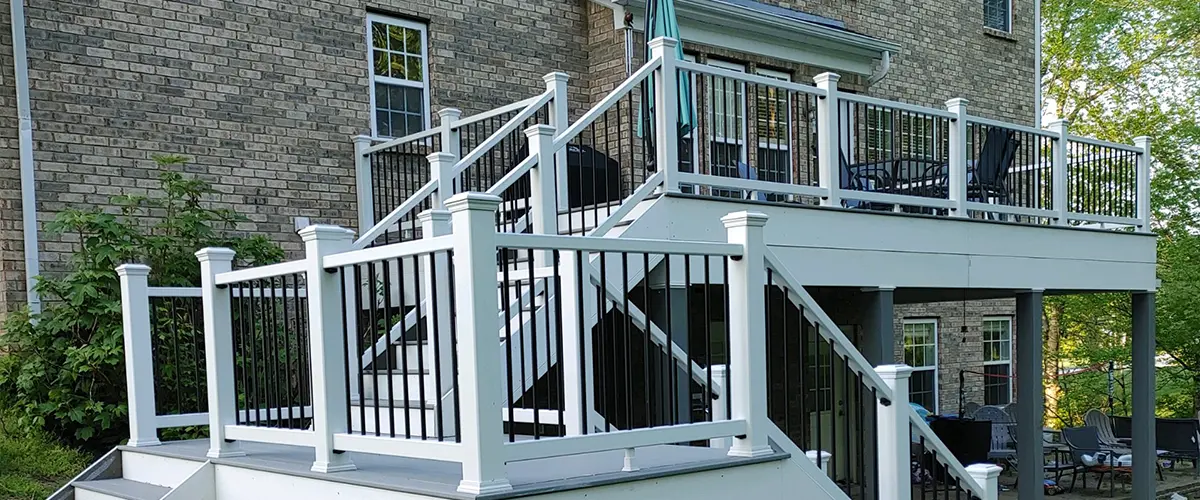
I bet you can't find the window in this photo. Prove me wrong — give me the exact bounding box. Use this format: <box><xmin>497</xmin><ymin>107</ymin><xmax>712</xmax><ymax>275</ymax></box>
<box><xmin>983</xmin><ymin>0</ymin><xmax>1011</xmax><ymax>32</ymax></box>
<box><xmin>903</xmin><ymin>319</ymin><xmax>938</xmax><ymax>412</ymax></box>
<box><xmin>754</xmin><ymin>68</ymin><xmax>792</xmax><ymax>200</ymax></box>
<box><xmin>706</xmin><ymin>60</ymin><xmax>747</xmax><ymax>198</ymax></box>
<box><xmin>982</xmin><ymin>317</ymin><xmax>1013</xmax><ymax>405</ymax></box>
<box><xmin>863</xmin><ymin>107</ymin><xmax>948</xmax><ymax>162</ymax></box>
<box><xmin>368</xmin><ymin>14</ymin><xmax>430</xmax><ymax>138</ymax></box>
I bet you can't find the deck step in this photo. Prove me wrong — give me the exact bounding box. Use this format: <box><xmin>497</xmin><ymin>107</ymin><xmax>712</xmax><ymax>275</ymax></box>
<box><xmin>74</xmin><ymin>478</ymin><xmax>170</xmax><ymax>500</ymax></box>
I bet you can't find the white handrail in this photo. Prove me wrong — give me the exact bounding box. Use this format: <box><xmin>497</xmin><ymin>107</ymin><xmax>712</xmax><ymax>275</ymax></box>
<box><xmin>840</xmin><ymin>92</ymin><xmax>957</xmax><ymax>120</ymax></box>
<box><xmin>909</xmin><ymin>411</ymin><xmax>989</xmax><ymax>497</ymax></box>
<box><xmin>1066</xmin><ymin>134</ymin><xmax>1144</xmax><ymax>154</ymax></box>
<box><xmin>452</xmin><ymin>90</ymin><xmax>553</xmax><ymax>176</ymax></box>
<box><xmin>551</xmin><ymin>58</ymin><xmax>661</xmax><ymax>152</ymax></box>
<box><xmin>586</xmin><ymin>170</ymin><xmax>663</xmax><ymax>238</ymax></box>
<box><xmin>493</xmin><ymin>233</ymin><xmax>743</xmax><ymax>256</ymax></box>
<box><xmin>325</xmin><ymin>235</ymin><xmax>454</xmax><ymax>269</ymax></box>
<box><xmin>362</xmin><ymin>127</ymin><xmax>444</xmax><ymax>155</ymax></box>
<box><xmin>455</xmin><ymin>95</ymin><xmax>543</xmax><ymax>128</ymax></box>
<box><xmin>352</xmin><ymin>179</ymin><xmax>437</xmax><ymax>249</ymax></box>
<box><xmin>148</xmin><ymin>287</ymin><xmax>202</xmax><ymax>297</ymax></box>
<box><xmin>485</xmin><ymin>153</ymin><xmax>538</xmax><ymax>197</ymax></box>
<box><xmin>214</xmin><ymin>260</ymin><xmax>307</xmax><ymax>286</ymax></box>
<box><xmin>676</xmin><ymin>59</ymin><xmax>826</xmax><ymax>97</ymax></box>
<box><xmin>966</xmin><ymin>115</ymin><xmax>1060</xmax><ymax>139</ymax></box>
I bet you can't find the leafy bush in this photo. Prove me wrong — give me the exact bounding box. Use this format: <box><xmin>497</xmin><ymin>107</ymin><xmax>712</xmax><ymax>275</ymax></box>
<box><xmin>0</xmin><ymin>412</ymin><xmax>89</xmax><ymax>499</ymax></box>
<box><xmin>0</xmin><ymin>155</ymin><xmax>283</xmax><ymax>451</ymax></box>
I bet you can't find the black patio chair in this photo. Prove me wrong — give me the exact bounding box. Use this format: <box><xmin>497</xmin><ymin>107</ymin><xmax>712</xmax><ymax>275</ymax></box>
<box><xmin>1112</xmin><ymin>416</ymin><xmax>1133</xmax><ymax>443</ymax></box>
<box><xmin>966</xmin><ymin>127</ymin><xmax>1020</xmax><ymax>207</ymax></box>
<box><xmin>1062</xmin><ymin>426</ymin><xmax>1129</xmax><ymax>497</ymax></box>
<box><xmin>1156</xmin><ymin>418</ymin><xmax>1200</xmax><ymax>477</ymax></box>
<box><xmin>838</xmin><ymin>150</ymin><xmax>894</xmax><ymax>210</ymax></box>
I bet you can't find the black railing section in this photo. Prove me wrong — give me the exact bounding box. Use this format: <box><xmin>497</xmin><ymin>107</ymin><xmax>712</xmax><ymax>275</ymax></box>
<box><xmin>559</xmin><ymin>78</ymin><xmax>655</xmax><ymax>235</ymax></box>
<box><xmin>454</xmin><ymin>108</ymin><xmax>549</xmax><ymax>235</ymax></box>
<box><xmin>228</xmin><ymin>273</ymin><xmax>312</xmax><ymax>430</ymax></box>
<box><xmin>839</xmin><ymin>100</ymin><xmax>952</xmax><ymax>211</ymax></box>
<box><xmin>1066</xmin><ymin>139</ymin><xmax>1139</xmax><ymax>220</ymax></box>
<box><xmin>497</xmin><ymin>248</ymin><xmax>566</xmax><ymax>439</ymax></box>
<box><xmin>911</xmin><ymin>424</ymin><xmax>985</xmax><ymax>500</ymax></box>
<box><xmin>336</xmin><ymin>250</ymin><xmax>461</xmax><ymax>442</ymax></box>
<box><xmin>965</xmin><ymin>121</ymin><xmax>1055</xmax><ymax>223</ymax></box>
<box><xmin>150</xmin><ymin>295</ymin><xmax>207</xmax><ymax>418</ymax></box>
<box><xmin>766</xmin><ymin>268</ymin><xmax>880</xmax><ymax>499</ymax></box>
<box><xmin>683</xmin><ymin>69</ymin><xmax>819</xmax><ymax>203</ymax></box>
<box><xmin>369</xmin><ymin>135</ymin><xmax>441</xmax><ymax>245</ymax></box>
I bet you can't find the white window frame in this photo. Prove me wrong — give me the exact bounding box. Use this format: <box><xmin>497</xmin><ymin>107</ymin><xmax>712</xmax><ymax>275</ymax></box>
<box><xmin>753</xmin><ymin>67</ymin><xmax>793</xmax><ymax>187</ymax></box>
<box><xmin>983</xmin><ymin>0</ymin><xmax>1013</xmax><ymax>33</ymax></box>
<box><xmin>366</xmin><ymin>13</ymin><xmax>432</xmax><ymax>138</ymax></box>
<box><xmin>981</xmin><ymin>316</ymin><xmax>1013</xmax><ymax>405</ymax></box>
<box><xmin>903</xmin><ymin>318</ymin><xmax>939</xmax><ymax>413</ymax></box>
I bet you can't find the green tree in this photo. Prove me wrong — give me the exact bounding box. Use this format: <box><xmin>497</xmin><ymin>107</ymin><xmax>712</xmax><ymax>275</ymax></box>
<box><xmin>0</xmin><ymin>156</ymin><xmax>283</xmax><ymax>450</ymax></box>
<box><xmin>1041</xmin><ymin>0</ymin><xmax>1200</xmax><ymax>419</ymax></box>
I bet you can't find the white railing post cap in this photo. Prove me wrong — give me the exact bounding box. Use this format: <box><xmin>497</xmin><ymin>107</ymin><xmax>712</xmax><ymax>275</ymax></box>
<box><xmin>875</xmin><ymin>364</ymin><xmax>914</xmax><ymax>380</ymax></box>
<box><xmin>647</xmin><ymin>36</ymin><xmax>678</xmax><ymax>49</ymax></box>
<box><xmin>427</xmin><ymin>151</ymin><xmax>458</xmax><ymax>164</ymax></box>
<box><xmin>543</xmin><ymin>72</ymin><xmax>570</xmax><ymax>84</ymax></box>
<box><xmin>814</xmin><ymin>72</ymin><xmax>841</xmax><ymax>85</ymax></box>
<box><xmin>353</xmin><ymin>134</ymin><xmax>372</xmax><ymax>143</ymax></box>
<box><xmin>524</xmin><ymin>124</ymin><xmax>556</xmax><ymax>139</ymax></box>
<box><xmin>946</xmin><ymin>98</ymin><xmax>969</xmax><ymax>108</ymax></box>
<box><xmin>1045</xmin><ymin>118</ymin><xmax>1069</xmax><ymax>129</ymax></box>
<box><xmin>298</xmin><ymin>224</ymin><xmax>355</xmax><ymax>242</ymax></box>
<box><xmin>966</xmin><ymin>463</ymin><xmax>1003</xmax><ymax>479</ymax></box>
<box><xmin>446</xmin><ymin>192</ymin><xmax>503</xmax><ymax>213</ymax></box>
<box><xmin>115</xmin><ymin>263</ymin><xmax>151</xmax><ymax>276</ymax></box>
<box><xmin>1133</xmin><ymin>136</ymin><xmax>1152</xmax><ymax>146</ymax></box>
<box><xmin>195</xmin><ymin>247</ymin><xmax>236</xmax><ymax>262</ymax></box>
<box><xmin>720</xmin><ymin>211</ymin><xmax>770</xmax><ymax>228</ymax></box>
<box><xmin>437</xmin><ymin>108</ymin><xmax>462</xmax><ymax>122</ymax></box>
<box><xmin>417</xmin><ymin>209</ymin><xmax>452</xmax><ymax>225</ymax></box>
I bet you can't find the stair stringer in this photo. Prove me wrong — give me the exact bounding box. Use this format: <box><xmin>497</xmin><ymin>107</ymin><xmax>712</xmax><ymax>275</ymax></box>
<box><xmin>161</xmin><ymin>461</ymin><xmax>215</xmax><ymax>500</ymax></box>
<box><xmin>766</xmin><ymin>423</ymin><xmax>853</xmax><ymax>500</ymax></box>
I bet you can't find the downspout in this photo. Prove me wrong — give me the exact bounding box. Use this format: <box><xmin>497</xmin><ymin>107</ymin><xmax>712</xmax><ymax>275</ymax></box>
<box><xmin>867</xmin><ymin>50</ymin><xmax>891</xmax><ymax>87</ymax></box>
<box><xmin>11</xmin><ymin>0</ymin><xmax>41</xmax><ymax>314</ymax></box>
<box><xmin>1034</xmin><ymin>0</ymin><xmax>1042</xmax><ymax>127</ymax></box>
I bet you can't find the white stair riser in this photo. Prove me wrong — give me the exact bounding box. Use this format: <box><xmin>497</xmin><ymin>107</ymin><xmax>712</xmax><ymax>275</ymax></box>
<box><xmin>75</xmin><ymin>489</ymin><xmax>136</xmax><ymax>500</ymax></box>
<box><xmin>360</xmin><ymin>372</ymin><xmax>440</xmax><ymax>401</ymax></box>
<box><xmin>348</xmin><ymin>404</ymin><xmax>455</xmax><ymax>439</ymax></box>
<box><xmin>121</xmin><ymin>451</ymin><xmax>204</xmax><ymax>488</ymax></box>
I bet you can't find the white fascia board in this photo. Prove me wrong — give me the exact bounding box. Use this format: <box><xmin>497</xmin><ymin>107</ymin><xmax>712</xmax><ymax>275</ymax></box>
<box><xmin>597</xmin><ymin>0</ymin><xmax>900</xmax><ymax>75</ymax></box>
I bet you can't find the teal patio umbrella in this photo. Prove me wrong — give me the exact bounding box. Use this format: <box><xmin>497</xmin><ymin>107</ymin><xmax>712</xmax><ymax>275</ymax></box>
<box><xmin>639</xmin><ymin>0</ymin><xmax>694</xmax><ymax>140</ymax></box>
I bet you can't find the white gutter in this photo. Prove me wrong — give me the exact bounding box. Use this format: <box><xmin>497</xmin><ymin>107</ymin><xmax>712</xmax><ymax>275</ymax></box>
<box><xmin>11</xmin><ymin>0</ymin><xmax>40</xmax><ymax>314</ymax></box>
<box><xmin>1034</xmin><ymin>0</ymin><xmax>1042</xmax><ymax>127</ymax></box>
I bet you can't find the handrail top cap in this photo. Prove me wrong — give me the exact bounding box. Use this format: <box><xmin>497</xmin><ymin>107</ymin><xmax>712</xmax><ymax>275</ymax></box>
<box><xmin>647</xmin><ymin>36</ymin><xmax>679</xmax><ymax>48</ymax></box>
<box><xmin>524</xmin><ymin>124</ymin><xmax>557</xmax><ymax>137</ymax></box>
<box><xmin>721</xmin><ymin>211</ymin><xmax>770</xmax><ymax>228</ymax></box>
<box><xmin>874</xmin><ymin>364</ymin><xmax>915</xmax><ymax>377</ymax></box>
<box><xmin>195</xmin><ymin>247</ymin><xmax>236</xmax><ymax>261</ymax></box>
<box><xmin>446</xmin><ymin>192</ymin><xmax>502</xmax><ymax>213</ymax></box>
<box><xmin>417</xmin><ymin>209</ymin><xmax>452</xmax><ymax>223</ymax></box>
<box><xmin>115</xmin><ymin>263</ymin><xmax>152</xmax><ymax>276</ymax></box>
<box><xmin>298</xmin><ymin>224</ymin><xmax>355</xmax><ymax>242</ymax></box>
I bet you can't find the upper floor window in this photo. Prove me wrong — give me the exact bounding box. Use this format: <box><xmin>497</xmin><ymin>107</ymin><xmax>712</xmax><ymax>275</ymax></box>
<box><xmin>368</xmin><ymin>14</ymin><xmax>430</xmax><ymax>138</ymax></box>
<box><xmin>983</xmin><ymin>0</ymin><xmax>1011</xmax><ymax>32</ymax></box>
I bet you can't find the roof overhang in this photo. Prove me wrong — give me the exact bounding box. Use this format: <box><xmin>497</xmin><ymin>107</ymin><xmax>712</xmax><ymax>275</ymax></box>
<box><xmin>599</xmin><ymin>0</ymin><xmax>900</xmax><ymax>76</ymax></box>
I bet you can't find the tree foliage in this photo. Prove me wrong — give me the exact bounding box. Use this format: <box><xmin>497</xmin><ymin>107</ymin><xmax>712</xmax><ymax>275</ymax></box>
<box><xmin>1041</xmin><ymin>0</ymin><xmax>1200</xmax><ymax>420</ymax></box>
<box><xmin>0</xmin><ymin>156</ymin><xmax>283</xmax><ymax>450</ymax></box>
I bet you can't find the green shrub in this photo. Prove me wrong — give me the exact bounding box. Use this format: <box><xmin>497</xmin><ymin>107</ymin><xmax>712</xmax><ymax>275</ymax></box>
<box><xmin>0</xmin><ymin>412</ymin><xmax>89</xmax><ymax>499</ymax></box>
<box><xmin>0</xmin><ymin>155</ymin><xmax>284</xmax><ymax>451</ymax></box>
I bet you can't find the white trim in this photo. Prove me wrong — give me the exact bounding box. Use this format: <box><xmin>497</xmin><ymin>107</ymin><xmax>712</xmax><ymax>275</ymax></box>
<box><xmin>224</xmin><ymin>425</ymin><xmax>317</xmax><ymax>447</ymax></box>
<box><xmin>148</xmin><ymin>287</ymin><xmax>203</xmax><ymax>298</ymax></box>
<box><xmin>156</xmin><ymin>412</ymin><xmax>209</xmax><ymax>428</ymax></box>
<box><xmin>675</xmin><ymin>172</ymin><xmax>828</xmax><ymax>198</ymax></box>
<box><xmin>324</xmin><ymin>234</ymin><xmax>455</xmax><ymax>268</ymax></box>
<box><xmin>492</xmin><ymin>233</ymin><xmax>744</xmax><ymax>256</ymax></box>
<box><xmin>213</xmin><ymin>260</ymin><xmax>307</xmax><ymax>286</ymax></box>
<box><xmin>902</xmin><ymin>318</ymin><xmax>939</xmax><ymax>413</ymax></box>
<box><xmin>333</xmin><ymin>433</ymin><xmax>464</xmax><ymax>463</ymax></box>
<box><xmin>503</xmin><ymin>420</ymin><xmax>748</xmax><ymax>462</ymax></box>
<box><xmin>366</xmin><ymin>13</ymin><xmax>431</xmax><ymax>138</ymax></box>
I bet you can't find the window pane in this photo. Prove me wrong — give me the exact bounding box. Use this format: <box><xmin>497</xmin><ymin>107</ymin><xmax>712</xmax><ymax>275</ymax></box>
<box><xmin>405</xmin><ymin>28</ymin><xmax>421</xmax><ymax>53</ymax></box>
<box><xmin>371</xmin><ymin>22</ymin><xmax>387</xmax><ymax>49</ymax></box>
<box><xmin>404</xmin><ymin>87</ymin><xmax>423</xmax><ymax>113</ymax></box>
<box><xmin>984</xmin><ymin>364</ymin><xmax>1011</xmax><ymax>405</ymax></box>
<box><xmin>404</xmin><ymin>114</ymin><xmax>423</xmax><ymax>137</ymax></box>
<box><xmin>375</xmin><ymin>110</ymin><xmax>391</xmax><ymax>137</ymax></box>
<box><xmin>388</xmin><ymin>24</ymin><xmax>407</xmax><ymax>52</ymax></box>
<box><xmin>407</xmin><ymin>56</ymin><xmax>423</xmax><ymax>81</ymax></box>
<box><xmin>390</xmin><ymin>55</ymin><xmax>407</xmax><ymax>79</ymax></box>
<box><xmin>373</xmin><ymin>51</ymin><xmax>388</xmax><ymax>77</ymax></box>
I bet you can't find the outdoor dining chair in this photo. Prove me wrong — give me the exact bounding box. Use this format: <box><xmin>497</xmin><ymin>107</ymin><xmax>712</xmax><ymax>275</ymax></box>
<box><xmin>1085</xmin><ymin>409</ymin><xmax>1131</xmax><ymax>454</ymax></box>
<box><xmin>1062</xmin><ymin>426</ymin><xmax>1128</xmax><ymax>497</ymax></box>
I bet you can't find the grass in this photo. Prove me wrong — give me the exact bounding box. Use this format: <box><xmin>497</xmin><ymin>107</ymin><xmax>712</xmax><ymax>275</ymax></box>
<box><xmin>0</xmin><ymin>414</ymin><xmax>89</xmax><ymax>500</ymax></box>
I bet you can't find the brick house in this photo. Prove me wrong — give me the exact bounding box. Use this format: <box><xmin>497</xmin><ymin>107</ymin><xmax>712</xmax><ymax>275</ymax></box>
<box><xmin>1</xmin><ymin>0</ymin><xmax>1035</xmax><ymax>413</ymax></box>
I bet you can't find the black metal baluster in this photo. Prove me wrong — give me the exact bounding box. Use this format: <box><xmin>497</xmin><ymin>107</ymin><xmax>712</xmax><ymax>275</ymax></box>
<box><xmin>575</xmin><ymin>250</ymin><xmax>588</xmax><ymax>434</ymax></box>
<box><xmin>430</xmin><ymin>251</ymin><xmax>446</xmax><ymax>441</ymax></box>
<box><xmin>664</xmin><ymin>253</ymin><xmax>674</xmax><ymax>426</ymax></box>
<box><xmin>553</xmin><ymin>250</ymin><xmax>565</xmax><ymax>435</ymax></box>
<box><xmin>502</xmin><ymin>248</ymin><xmax>515</xmax><ymax>442</ymax></box>
<box><xmin>412</xmin><ymin>254</ymin><xmax>427</xmax><ymax>440</ymax></box>
<box><xmin>528</xmin><ymin>249</ymin><xmax>541</xmax><ymax>438</ymax></box>
<box><xmin>394</xmin><ymin>257</ymin><xmax>408</xmax><ymax>439</ymax></box>
<box><xmin>447</xmin><ymin>250</ymin><xmax>461</xmax><ymax>443</ymax></box>
<box><xmin>367</xmin><ymin>261</ymin><xmax>381</xmax><ymax>436</ymax></box>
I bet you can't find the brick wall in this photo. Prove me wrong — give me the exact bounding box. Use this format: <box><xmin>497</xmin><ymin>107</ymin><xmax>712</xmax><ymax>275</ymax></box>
<box><xmin>0</xmin><ymin>7</ymin><xmax>22</xmax><ymax>322</ymax></box>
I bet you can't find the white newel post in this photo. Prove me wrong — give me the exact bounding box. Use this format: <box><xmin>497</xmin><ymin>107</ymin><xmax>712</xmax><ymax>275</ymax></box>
<box><xmin>196</xmin><ymin>247</ymin><xmax>243</xmax><ymax>458</ymax></box>
<box><xmin>1048</xmin><ymin>119</ymin><xmax>1070</xmax><ymax>226</ymax></box>
<box><xmin>966</xmin><ymin>463</ymin><xmax>1003</xmax><ymax>500</ymax></box>
<box><xmin>525</xmin><ymin>124</ymin><xmax>559</xmax><ymax>264</ymax></box>
<box><xmin>419</xmin><ymin>209</ymin><xmax>457</xmax><ymax>438</ymax></box>
<box><xmin>1133</xmin><ymin>136</ymin><xmax>1152</xmax><ymax>233</ymax></box>
<box><xmin>814</xmin><ymin>73</ymin><xmax>842</xmax><ymax>207</ymax></box>
<box><xmin>118</xmin><ymin>263</ymin><xmax>161</xmax><ymax>448</ymax></box>
<box><xmin>354</xmin><ymin>135</ymin><xmax>375</xmax><ymax>233</ymax></box>
<box><xmin>649</xmin><ymin>37</ymin><xmax>679</xmax><ymax>193</ymax></box>
<box><xmin>299</xmin><ymin>225</ymin><xmax>357</xmax><ymax>473</ymax></box>
<box><xmin>428</xmin><ymin>152</ymin><xmax>459</xmax><ymax>210</ymax></box>
<box><xmin>560</xmin><ymin>249</ymin><xmax>595</xmax><ymax>436</ymax></box>
<box><xmin>722</xmin><ymin>211</ymin><xmax>773</xmax><ymax>458</ymax></box>
<box><xmin>439</xmin><ymin>107</ymin><xmax>462</xmax><ymax>158</ymax></box>
<box><xmin>946</xmin><ymin>99</ymin><xmax>968</xmax><ymax>217</ymax></box>
<box><xmin>806</xmin><ymin>450</ymin><xmax>832</xmax><ymax>470</ymax></box>
<box><xmin>544</xmin><ymin>72</ymin><xmax>570</xmax><ymax>205</ymax></box>
<box><xmin>876</xmin><ymin>364</ymin><xmax>913</xmax><ymax>500</ymax></box>
<box><xmin>709</xmin><ymin>365</ymin><xmax>729</xmax><ymax>449</ymax></box>
<box><xmin>447</xmin><ymin>193</ymin><xmax>513</xmax><ymax>495</ymax></box>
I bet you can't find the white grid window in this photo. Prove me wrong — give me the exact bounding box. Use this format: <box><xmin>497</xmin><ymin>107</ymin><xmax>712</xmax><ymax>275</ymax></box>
<box><xmin>903</xmin><ymin>319</ymin><xmax>938</xmax><ymax>413</ymax></box>
<box><xmin>984</xmin><ymin>0</ymin><xmax>1011</xmax><ymax>32</ymax></box>
<box><xmin>368</xmin><ymin>14</ymin><xmax>430</xmax><ymax>138</ymax></box>
<box><xmin>704</xmin><ymin>60</ymin><xmax>747</xmax><ymax>198</ymax></box>
<box><xmin>754</xmin><ymin>68</ymin><xmax>792</xmax><ymax>192</ymax></box>
<box><xmin>982</xmin><ymin>317</ymin><xmax>1013</xmax><ymax>405</ymax></box>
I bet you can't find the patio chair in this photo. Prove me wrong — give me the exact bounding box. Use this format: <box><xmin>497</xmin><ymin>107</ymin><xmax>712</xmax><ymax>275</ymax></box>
<box><xmin>1062</xmin><ymin>426</ymin><xmax>1128</xmax><ymax>497</ymax></box>
<box><xmin>1156</xmin><ymin>418</ymin><xmax>1200</xmax><ymax>477</ymax></box>
<box><xmin>1085</xmin><ymin>409</ymin><xmax>1131</xmax><ymax>454</ymax></box>
<box><xmin>1112</xmin><ymin>415</ymin><xmax>1132</xmax><ymax>442</ymax></box>
<box><xmin>838</xmin><ymin>151</ymin><xmax>894</xmax><ymax>210</ymax></box>
<box><xmin>962</xmin><ymin>402</ymin><xmax>981</xmax><ymax>419</ymax></box>
<box><xmin>965</xmin><ymin>127</ymin><xmax>1019</xmax><ymax>206</ymax></box>
<box><xmin>973</xmin><ymin>405</ymin><xmax>1016</xmax><ymax>462</ymax></box>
